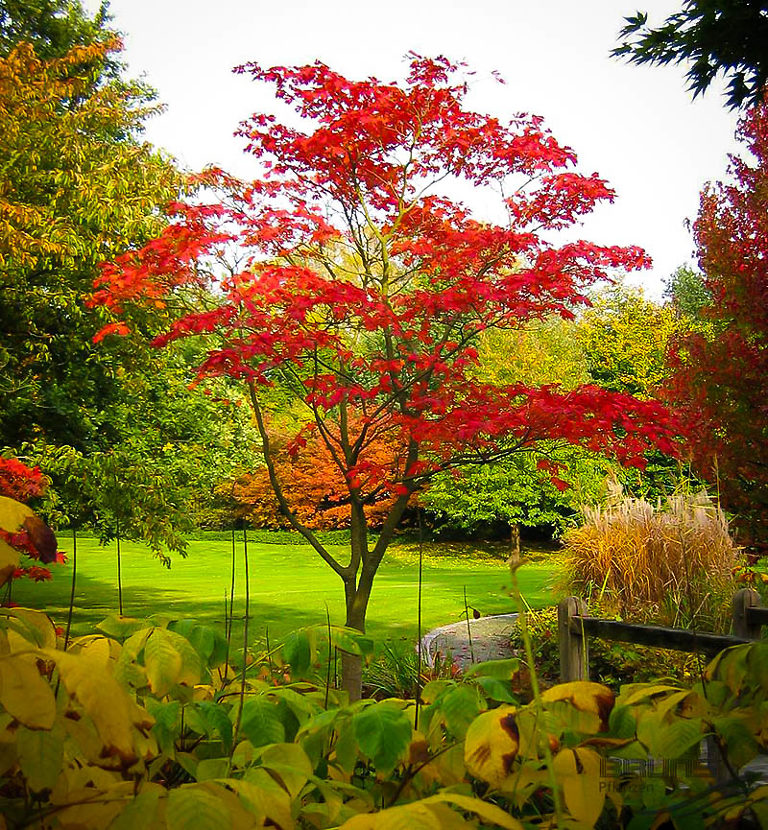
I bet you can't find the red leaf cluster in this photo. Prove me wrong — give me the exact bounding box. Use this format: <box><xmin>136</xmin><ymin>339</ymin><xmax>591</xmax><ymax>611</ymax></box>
<box><xmin>0</xmin><ymin>457</ymin><xmax>47</xmax><ymax>501</ymax></box>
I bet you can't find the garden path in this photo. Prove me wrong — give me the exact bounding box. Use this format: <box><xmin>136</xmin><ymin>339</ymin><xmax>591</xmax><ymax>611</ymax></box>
<box><xmin>421</xmin><ymin>613</ymin><xmax>519</xmax><ymax>669</ymax></box>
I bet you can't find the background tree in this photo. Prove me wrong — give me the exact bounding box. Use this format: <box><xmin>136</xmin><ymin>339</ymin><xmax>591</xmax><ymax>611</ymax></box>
<box><xmin>0</xmin><ymin>0</ymin><xmax>110</xmax><ymax>60</ymax></box>
<box><xmin>93</xmin><ymin>56</ymin><xmax>678</xmax><ymax>697</ymax></box>
<box><xmin>576</xmin><ymin>284</ymin><xmax>681</xmax><ymax>397</ymax></box>
<box><xmin>421</xmin><ymin>449</ymin><xmax>613</xmax><ymax>540</ymax></box>
<box><xmin>0</xmin><ymin>37</ymin><xmax>175</xmax><ymax>451</ymax></box>
<box><xmin>664</xmin><ymin>263</ymin><xmax>712</xmax><ymax>318</ymax></box>
<box><xmin>423</xmin><ymin>288</ymin><xmax>694</xmax><ymax>537</ymax></box>
<box><xmin>472</xmin><ymin>317</ymin><xmax>589</xmax><ymax>389</ymax></box>
<box><xmin>575</xmin><ymin>284</ymin><xmax>705</xmax><ymax>500</ymax></box>
<box><xmin>0</xmin><ymin>5</ymin><xmax>255</xmax><ymax>552</ymax></box>
<box><xmin>613</xmin><ymin>0</ymin><xmax>768</xmax><ymax>109</ymax></box>
<box><xmin>232</xmin><ymin>417</ymin><xmax>404</xmax><ymax>531</ymax></box>
<box><xmin>422</xmin><ymin>317</ymin><xmax>598</xmax><ymax>539</ymax></box>
<box><xmin>666</xmin><ymin>103</ymin><xmax>768</xmax><ymax>543</ymax></box>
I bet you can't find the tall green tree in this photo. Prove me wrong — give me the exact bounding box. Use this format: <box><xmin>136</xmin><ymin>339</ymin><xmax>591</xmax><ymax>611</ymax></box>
<box><xmin>0</xmin><ymin>15</ymin><xmax>252</xmax><ymax>553</ymax></box>
<box><xmin>613</xmin><ymin>1</ymin><xmax>768</xmax><ymax>109</ymax></box>
<box><xmin>0</xmin><ymin>36</ymin><xmax>178</xmax><ymax>450</ymax></box>
<box><xmin>0</xmin><ymin>0</ymin><xmax>110</xmax><ymax>60</ymax></box>
<box><xmin>664</xmin><ymin>264</ymin><xmax>712</xmax><ymax>319</ymax></box>
<box><xmin>576</xmin><ymin>285</ymin><xmax>682</xmax><ymax>398</ymax></box>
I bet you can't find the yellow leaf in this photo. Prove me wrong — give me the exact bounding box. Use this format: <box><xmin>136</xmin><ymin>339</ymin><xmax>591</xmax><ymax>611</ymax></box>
<box><xmin>197</xmin><ymin>782</ymin><xmax>262</xmax><ymax>830</ymax></box>
<box><xmin>341</xmin><ymin>802</ymin><xmax>471</xmax><ymax>830</ymax></box>
<box><xmin>619</xmin><ymin>683</ymin><xmax>685</xmax><ymax>707</ymax></box>
<box><xmin>464</xmin><ymin>705</ymin><xmax>519</xmax><ymax>788</ymax></box>
<box><xmin>0</xmin><ymin>496</ymin><xmax>34</xmax><ymax>533</ymax></box>
<box><xmin>144</xmin><ymin>629</ymin><xmax>183</xmax><ymax>697</ymax></box>
<box><xmin>541</xmin><ymin>681</ymin><xmax>615</xmax><ymax>729</ymax></box>
<box><xmin>107</xmin><ymin>783</ymin><xmax>165</xmax><ymax>830</ymax></box>
<box><xmin>498</xmin><ymin>761</ymin><xmax>549</xmax><ymax>808</ymax></box>
<box><xmin>142</xmin><ymin>628</ymin><xmax>201</xmax><ymax>697</ymax></box>
<box><xmin>339</xmin><ymin>814</ymin><xmax>377</xmax><ymax>830</ymax></box>
<box><xmin>424</xmin><ymin>792</ymin><xmax>524</xmax><ymax>829</ymax></box>
<box><xmin>0</xmin><ymin>497</ymin><xmax>56</xmax><ymax>565</ymax></box>
<box><xmin>0</xmin><ymin>653</ymin><xmax>55</xmax><ymax>729</ymax></box>
<box><xmin>228</xmin><ymin>776</ymin><xmax>294</xmax><ymax>830</ymax></box>
<box><xmin>49</xmin><ymin>766</ymin><xmax>122</xmax><ymax>806</ymax></box>
<box><xmin>67</xmin><ymin>634</ymin><xmax>122</xmax><ymax>664</ymax></box>
<box><xmin>0</xmin><ymin>540</ymin><xmax>19</xmax><ymax>589</ymax></box>
<box><xmin>259</xmin><ymin>742</ymin><xmax>312</xmax><ymax>798</ymax></box>
<box><xmin>552</xmin><ymin>746</ymin><xmax>606</xmax><ymax>827</ymax></box>
<box><xmin>167</xmin><ymin>785</ymin><xmax>231</xmax><ymax>830</ymax></box>
<box><xmin>5</xmin><ymin>608</ymin><xmax>56</xmax><ymax>651</ymax></box>
<box><xmin>54</xmin><ymin>800</ymin><xmax>125</xmax><ymax>829</ymax></box>
<box><xmin>413</xmin><ymin>742</ymin><xmax>466</xmax><ymax>789</ymax></box>
<box><xmin>44</xmin><ymin>649</ymin><xmax>141</xmax><ymax>766</ymax></box>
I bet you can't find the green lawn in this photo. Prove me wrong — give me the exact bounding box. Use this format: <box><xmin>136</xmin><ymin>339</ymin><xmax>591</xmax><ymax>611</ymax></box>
<box><xmin>10</xmin><ymin>535</ymin><xmax>560</xmax><ymax>650</ymax></box>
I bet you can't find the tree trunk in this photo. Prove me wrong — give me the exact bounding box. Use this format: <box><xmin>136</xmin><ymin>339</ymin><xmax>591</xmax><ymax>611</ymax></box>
<box><xmin>339</xmin><ymin>502</ymin><xmax>374</xmax><ymax>701</ymax></box>
<box><xmin>341</xmin><ymin>577</ymin><xmax>371</xmax><ymax>701</ymax></box>
<box><xmin>338</xmin><ymin>493</ymin><xmax>409</xmax><ymax>701</ymax></box>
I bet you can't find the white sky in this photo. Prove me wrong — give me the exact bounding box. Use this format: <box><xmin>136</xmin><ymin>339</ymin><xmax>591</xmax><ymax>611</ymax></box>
<box><xmin>86</xmin><ymin>0</ymin><xmax>741</xmax><ymax>298</ymax></box>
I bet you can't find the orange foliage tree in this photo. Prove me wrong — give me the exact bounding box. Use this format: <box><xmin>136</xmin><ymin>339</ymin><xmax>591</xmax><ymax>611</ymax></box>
<box><xmin>232</xmin><ymin>417</ymin><xmax>407</xmax><ymax>530</ymax></box>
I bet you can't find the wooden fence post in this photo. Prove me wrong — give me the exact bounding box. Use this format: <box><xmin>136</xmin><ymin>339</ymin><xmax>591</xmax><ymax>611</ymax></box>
<box><xmin>558</xmin><ymin>596</ymin><xmax>589</xmax><ymax>682</ymax></box>
<box><xmin>731</xmin><ymin>587</ymin><xmax>762</xmax><ymax>639</ymax></box>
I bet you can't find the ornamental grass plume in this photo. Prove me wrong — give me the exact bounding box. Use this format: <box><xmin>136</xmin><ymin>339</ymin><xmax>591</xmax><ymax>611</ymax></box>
<box><xmin>562</xmin><ymin>491</ymin><xmax>738</xmax><ymax>630</ymax></box>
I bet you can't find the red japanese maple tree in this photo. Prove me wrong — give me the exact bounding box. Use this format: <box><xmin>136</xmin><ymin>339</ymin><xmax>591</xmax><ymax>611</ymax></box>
<box><xmin>666</xmin><ymin>104</ymin><xmax>768</xmax><ymax>544</ymax></box>
<box><xmin>92</xmin><ymin>56</ymin><xmax>677</xmax><ymax>696</ymax></box>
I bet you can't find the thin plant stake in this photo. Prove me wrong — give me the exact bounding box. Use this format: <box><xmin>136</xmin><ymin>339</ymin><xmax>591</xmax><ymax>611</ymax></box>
<box><xmin>223</xmin><ymin>591</ymin><xmax>230</xmax><ymax>680</ymax></box>
<box><xmin>415</xmin><ymin>508</ymin><xmax>424</xmax><ymax>730</ymax></box>
<box><xmin>116</xmin><ymin>515</ymin><xmax>123</xmax><ymax>616</ymax></box>
<box><xmin>224</xmin><ymin>526</ymin><xmax>237</xmax><ymax>678</ymax></box>
<box><xmin>229</xmin><ymin>526</ymin><xmax>236</xmax><ymax>639</ymax></box>
<box><xmin>463</xmin><ymin>585</ymin><xmax>475</xmax><ymax>664</ymax></box>
<box><xmin>325</xmin><ymin>604</ymin><xmax>333</xmax><ymax>708</ymax></box>
<box><xmin>231</xmin><ymin>524</ymin><xmax>250</xmax><ymax>766</ymax></box>
<box><xmin>64</xmin><ymin>527</ymin><xmax>77</xmax><ymax>650</ymax></box>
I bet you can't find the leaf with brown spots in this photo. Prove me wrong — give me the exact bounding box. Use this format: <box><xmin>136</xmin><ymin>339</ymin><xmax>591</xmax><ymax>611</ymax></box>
<box><xmin>541</xmin><ymin>681</ymin><xmax>615</xmax><ymax>731</ymax></box>
<box><xmin>464</xmin><ymin>705</ymin><xmax>519</xmax><ymax>787</ymax></box>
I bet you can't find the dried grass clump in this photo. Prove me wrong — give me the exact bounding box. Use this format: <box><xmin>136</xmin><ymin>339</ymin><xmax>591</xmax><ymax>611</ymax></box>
<box><xmin>562</xmin><ymin>492</ymin><xmax>738</xmax><ymax>630</ymax></box>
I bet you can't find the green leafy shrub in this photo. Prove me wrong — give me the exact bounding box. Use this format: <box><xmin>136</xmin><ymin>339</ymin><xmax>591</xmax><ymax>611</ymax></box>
<box><xmin>1</xmin><ymin>601</ymin><xmax>768</xmax><ymax>828</ymax></box>
<box><xmin>422</xmin><ymin>449</ymin><xmax>612</xmax><ymax>539</ymax></box>
<box><xmin>362</xmin><ymin>640</ymin><xmax>462</xmax><ymax>700</ymax></box>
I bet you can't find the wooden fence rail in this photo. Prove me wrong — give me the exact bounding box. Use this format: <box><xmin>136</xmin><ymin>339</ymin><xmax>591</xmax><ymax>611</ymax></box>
<box><xmin>558</xmin><ymin>588</ymin><xmax>765</xmax><ymax>682</ymax></box>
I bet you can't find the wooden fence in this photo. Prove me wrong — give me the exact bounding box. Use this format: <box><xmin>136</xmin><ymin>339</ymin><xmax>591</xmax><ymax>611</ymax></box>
<box><xmin>558</xmin><ymin>588</ymin><xmax>768</xmax><ymax>682</ymax></box>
